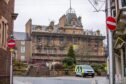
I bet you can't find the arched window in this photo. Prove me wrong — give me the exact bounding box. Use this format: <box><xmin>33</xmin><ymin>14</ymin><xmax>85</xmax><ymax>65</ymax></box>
<box><xmin>0</xmin><ymin>16</ymin><xmax>8</xmax><ymax>49</ymax></box>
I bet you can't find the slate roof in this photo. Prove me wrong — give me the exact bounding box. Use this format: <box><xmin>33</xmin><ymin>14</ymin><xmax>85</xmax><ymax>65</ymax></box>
<box><xmin>14</xmin><ymin>32</ymin><xmax>28</xmax><ymax>40</ymax></box>
<box><xmin>31</xmin><ymin>24</ymin><xmax>59</xmax><ymax>33</ymax></box>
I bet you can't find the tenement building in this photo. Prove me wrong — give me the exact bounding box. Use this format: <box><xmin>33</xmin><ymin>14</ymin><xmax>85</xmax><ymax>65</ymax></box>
<box><xmin>106</xmin><ymin>0</ymin><xmax>126</xmax><ymax>84</ymax></box>
<box><xmin>26</xmin><ymin>7</ymin><xmax>105</xmax><ymax>65</ymax></box>
<box><xmin>14</xmin><ymin>32</ymin><xmax>31</xmax><ymax>64</ymax></box>
<box><xmin>0</xmin><ymin>0</ymin><xmax>17</xmax><ymax>84</ymax></box>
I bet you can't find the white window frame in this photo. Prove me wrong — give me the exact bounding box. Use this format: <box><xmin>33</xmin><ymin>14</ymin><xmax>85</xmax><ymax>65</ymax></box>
<box><xmin>21</xmin><ymin>55</ymin><xmax>25</xmax><ymax>61</ymax></box>
<box><xmin>21</xmin><ymin>46</ymin><xmax>25</xmax><ymax>53</ymax></box>
<box><xmin>119</xmin><ymin>0</ymin><xmax>126</xmax><ymax>9</ymax></box>
<box><xmin>21</xmin><ymin>41</ymin><xmax>25</xmax><ymax>45</ymax></box>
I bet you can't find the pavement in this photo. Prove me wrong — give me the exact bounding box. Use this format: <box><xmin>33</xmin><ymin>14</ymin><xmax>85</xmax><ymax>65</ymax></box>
<box><xmin>14</xmin><ymin>76</ymin><xmax>109</xmax><ymax>84</ymax></box>
<box><xmin>92</xmin><ymin>77</ymin><xmax>109</xmax><ymax>84</ymax></box>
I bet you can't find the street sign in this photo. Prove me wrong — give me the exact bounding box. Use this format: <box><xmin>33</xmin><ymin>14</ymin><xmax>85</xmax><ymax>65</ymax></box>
<box><xmin>106</xmin><ymin>16</ymin><xmax>116</xmax><ymax>30</ymax></box>
<box><xmin>7</xmin><ymin>39</ymin><xmax>16</xmax><ymax>48</ymax></box>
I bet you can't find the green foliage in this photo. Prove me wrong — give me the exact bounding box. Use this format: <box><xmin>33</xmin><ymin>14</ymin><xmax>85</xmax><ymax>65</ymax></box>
<box><xmin>13</xmin><ymin>60</ymin><xmax>28</xmax><ymax>75</ymax></box>
<box><xmin>62</xmin><ymin>45</ymin><xmax>76</xmax><ymax>69</ymax></box>
<box><xmin>67</xmin><ymin>46</ymin><xmax>76</xmax><ymax>64</ymax></box>
<box><xmin>63</xmin><ymin>57</ymin><xmax>74</xmax><ymax>67</ymax></box>
<box><xmin>10</xmin><ymin>34</ymin><xmax>14</xmax><ymax>39</ymax></box>
<box><xmin>91</xmin><ymin>64</ymin><xmax>107</xmax><ymax>75</ymax></box>
<box><xmin>13</xmin><ymin>59</ymin><xmax>28</xmax><ymax>70</ymax></box>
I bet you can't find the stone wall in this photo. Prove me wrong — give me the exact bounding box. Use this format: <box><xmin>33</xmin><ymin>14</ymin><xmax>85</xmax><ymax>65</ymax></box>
<box><xmin>50</xmin><ymin>70</ymin><xmax>75</xmax><ymax>77</ymax></box>
<box><xmin>26</xmin><ymin>66</ymin><xmax>75</xmax><ymax>77</ymax></box>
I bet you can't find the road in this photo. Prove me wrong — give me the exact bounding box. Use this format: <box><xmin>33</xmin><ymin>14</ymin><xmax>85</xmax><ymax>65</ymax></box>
<box><xmin>14</xmin><ymin>76</ymin><xmax>109</xmax><ymax>84</ymax></box>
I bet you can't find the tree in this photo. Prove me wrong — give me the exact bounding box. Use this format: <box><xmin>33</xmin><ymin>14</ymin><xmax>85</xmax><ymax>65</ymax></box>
<box><xmin>67</xmin><ymin>45</ymin><xmax>76</xmax><ymax>64</ymax></box>
<box><xmin>62</xmin><ymin>45</ymin><xmax>76</xmax><ymax>69</ymax></box>
<box><xmin>62</xmin><ymin>57</ymin><xmax>74</xmax><ymax>66</ymax></box>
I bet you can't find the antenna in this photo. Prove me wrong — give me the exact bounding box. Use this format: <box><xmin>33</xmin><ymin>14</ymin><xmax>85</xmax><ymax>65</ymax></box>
<box><xmin>70</xmin><ymin>0</ymin><xmax>72</xmax><ymax>13</ymax></box>
<box><xmin>70</xmin><ymin>0</ymin><xmax>71</xmax><ymax>9</ymax></box>
<box><xmin>66</xmin><ymin>0</ymin><xmax>75</xmax><ymax>14</ymax></box>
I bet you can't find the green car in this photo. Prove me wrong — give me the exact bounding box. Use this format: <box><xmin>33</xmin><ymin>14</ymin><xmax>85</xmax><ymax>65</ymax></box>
<box><xmin>75</xmin><ymin>65</ymin><xmax>95</xmax><ymax>77</ymax></box>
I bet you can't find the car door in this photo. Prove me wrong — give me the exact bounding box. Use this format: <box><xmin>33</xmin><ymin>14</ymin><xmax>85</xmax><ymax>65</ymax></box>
<box><xmin>75</xmin><ymin>66</ymin><xmax>79</xmax><ymax>75</ymax></box>
<box><xmin>77</xmin><ymin>66</ymin><xmax>82</xmax><ymax>76</ymax></box>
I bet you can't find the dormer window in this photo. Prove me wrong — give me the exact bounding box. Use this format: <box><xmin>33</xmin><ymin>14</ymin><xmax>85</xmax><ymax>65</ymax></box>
<box><xmin>71</xmin><ymin>18</ymin><xmax>77</xmax><ymax>27</ymax></box>
<box><xmin>47</xmin><ymin>26</ymin><xmax>53</xmax><ymax>33</ymax></box>
<box><xmin>36</xmin><ymin>26</ymin><xmax>42</xmax><ymax>30</ymax></box>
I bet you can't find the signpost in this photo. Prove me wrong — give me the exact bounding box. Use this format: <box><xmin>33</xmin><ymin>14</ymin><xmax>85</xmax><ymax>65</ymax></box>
<box><xmin>8</xmin><ymin>38</ymin><xmax>16</xmax><ymax>84</ymax></box>
<box><xmin>106</xmin><ymin>16</ymin><xmax>116</xmax><ymax>30</ymax></box>
<box><xmin>106</xmin><ymin>16</ymin><xmax>116</xmax><ymax>84</ymax></box>
<box><xmin>7</xmin><ymin>39</ymin><xmax>16</xmax><ymax>48</ymax></box>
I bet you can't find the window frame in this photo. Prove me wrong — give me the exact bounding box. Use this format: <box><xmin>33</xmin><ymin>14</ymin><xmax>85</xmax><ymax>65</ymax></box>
<box><xmin>21</xmin><ymin>46</ymin><xmax>25</xmax><ymax>53</ymax></box>
<box><xmin>0</xmin><ymin>16</ymin><xmax>8</xmax><ymax>49</ymax></box>
<box><xmin>119</xmin><ymin>0</ymin><xmax>126</xmax><ymax>9</ymax></box>
<box><xmin>21</xmin><ymin>41</ymin><xmax>25</xmax><ymax>45</ymax></box>
<box><xmin>21</xmin><ymin>55</ymin><xmax>25</xmax><ymax>61</ymax></box>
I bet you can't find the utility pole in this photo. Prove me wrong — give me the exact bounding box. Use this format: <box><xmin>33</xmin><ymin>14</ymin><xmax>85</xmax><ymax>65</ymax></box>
<box><xmin>107</xmin><ymin>0</ymin><xmax>115</xmax><ymax>84</ymax></box>
<box><xmin>8</xmin><ymin>35</ymin><xmax>16</xmax><ymax>84</ymax></box>
<box><xmin>10</xmin><ymin>49</ymin><xmax>13</xmax><ymax>84</ymax></box>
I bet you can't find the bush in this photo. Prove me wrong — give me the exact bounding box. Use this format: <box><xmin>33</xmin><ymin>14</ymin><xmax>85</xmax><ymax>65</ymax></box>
<box><xmin>62</xmin><ymin>57</ymin><xmax>74</xmax><ymax>66</ymax></box>
<box><xmin>91</xmin><ymin>64</ymin><xmax>107</xmax><ymax>75</ymax></box>
<box><xmin>13</xmin><ymin>60</ymin><xmax>28</xmax><ymax>69</ymax></box>
<box><xmin>52</xmin><ymin>63</ymin><xmax>64</xmax><ymax>70</ymax></box>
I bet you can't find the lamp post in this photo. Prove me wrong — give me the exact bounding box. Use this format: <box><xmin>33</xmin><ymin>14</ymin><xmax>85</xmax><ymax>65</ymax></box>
<box><xmin>106</xmin><ymin>1</ymin><xmax>116</xmax><ymax>84</ymax></box>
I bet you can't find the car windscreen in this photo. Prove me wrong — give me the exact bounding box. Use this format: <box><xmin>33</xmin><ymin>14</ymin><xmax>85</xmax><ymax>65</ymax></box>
<box><xmin>82</xmin><ymin>65</ymin><xmax>93</xmax><ymax>69</ymax></box>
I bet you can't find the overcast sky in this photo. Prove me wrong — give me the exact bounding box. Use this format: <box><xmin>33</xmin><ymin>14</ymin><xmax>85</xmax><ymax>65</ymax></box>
<box><xmin>14</xmin><ymin>0</ymin><xmax>106</xmax><ymax>36</ymax></box>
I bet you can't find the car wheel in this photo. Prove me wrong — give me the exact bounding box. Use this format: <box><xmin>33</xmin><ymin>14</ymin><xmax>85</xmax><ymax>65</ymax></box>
<box><xmin>83</xmin><ymin>74</ymin><xmax>86</xmax><ymax>77</ymax></box>
<box><xmin>92</xmin><ymin>74</ymin><xmax>94</xmax><ymax>78</ymax></box>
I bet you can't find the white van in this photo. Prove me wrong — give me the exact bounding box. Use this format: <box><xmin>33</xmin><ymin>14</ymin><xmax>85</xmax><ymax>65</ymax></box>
<box><xmin>75</xmin><ymin>65</ymin><xmax>95</xmax><ymax>77</ymax></box>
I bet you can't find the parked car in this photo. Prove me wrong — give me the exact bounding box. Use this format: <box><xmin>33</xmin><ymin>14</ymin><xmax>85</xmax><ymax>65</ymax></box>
<box><xmin>75</xmin><ymin>65</ymin><xmax>95</xmax><ymax>77</ymax></box>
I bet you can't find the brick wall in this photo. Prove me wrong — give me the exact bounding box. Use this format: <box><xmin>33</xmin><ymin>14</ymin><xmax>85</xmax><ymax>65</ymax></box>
<box><xmin>0</xmin><ymin>0</ymin><xmax>15</xmax><ymax>84</ymax></box>
<box><xmin>0</xmin><ymin>49</ymin><xmax>10</xmax><ymax>76</ymax></box>
<box><xmin>0</xmin><ymin>0</ymin><xmax>14</xmax><ymax>35</ymax></box>
<box><xmin>15</xmin><ymin>40</ymin><xmax>31</xmax><ymax>63</ymax></box>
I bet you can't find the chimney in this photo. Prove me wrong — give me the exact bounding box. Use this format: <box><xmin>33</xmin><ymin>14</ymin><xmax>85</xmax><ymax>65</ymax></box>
<box><xmin>96</xmin><ymin>30</ymin><xmax>100</xmax><ymax>36</ymax></box>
